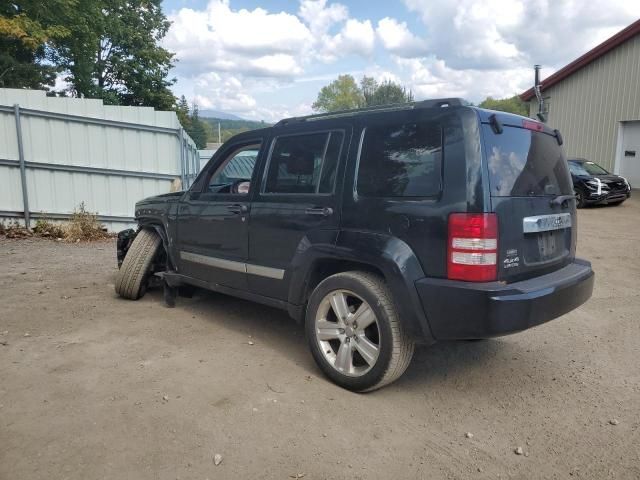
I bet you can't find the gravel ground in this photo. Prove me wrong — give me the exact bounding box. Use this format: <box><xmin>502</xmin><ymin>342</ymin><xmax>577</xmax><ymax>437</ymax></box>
<box><xmin>1</xmin><ymin>197</ymin><xmax>639</xmax><ymax>480</ymax></box>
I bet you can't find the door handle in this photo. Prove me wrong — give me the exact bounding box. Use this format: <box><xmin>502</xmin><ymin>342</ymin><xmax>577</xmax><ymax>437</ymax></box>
<box><xmin>227</xmin><ymin>204</ymin><xmax>249</xmax><ymax>214</ymax></box>
<box><xmin>305</xmin><ymin>206</ymin><xmax>333</xmax><ymax>217</ymax></box>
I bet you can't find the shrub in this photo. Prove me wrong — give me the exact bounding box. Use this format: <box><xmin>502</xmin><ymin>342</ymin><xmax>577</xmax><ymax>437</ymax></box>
<box><xmin>62</xmin><ymin>202</ymin><xmax>110</xmax><ymax>242</ymax></box>
<box><xmin>0</xmin><ymin>220</ymin><xmax>32</xmax><ymax>238</ymax></box>
<box><xmin>33</xmin><ymin>218</ymin><xmax>66</xmax><ymax>239</ymax></box>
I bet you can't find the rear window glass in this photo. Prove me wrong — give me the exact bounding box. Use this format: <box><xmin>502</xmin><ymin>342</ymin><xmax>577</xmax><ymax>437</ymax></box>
<box><xmin>357</xmin><ymin>121</ymin><xmax>442</xmax><ymax>197</ymax></box>
<box><xmin>483</xmin><ymin>125</ymin><xmax>572</xmax><ymax>197</ymax></box>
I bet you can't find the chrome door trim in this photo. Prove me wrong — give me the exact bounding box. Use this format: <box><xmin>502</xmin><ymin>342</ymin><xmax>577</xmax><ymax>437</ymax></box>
<box><xmin>246</xmin><ymin>264</ymin><xmax>285</xmax><ymax>280</ymax></box>
<box><xmin>523</xmin><ymin>213</ymin><xmax>572</xmax><ymax>233</ymax></box>
<box><xmin>180</xmin><ymin>251</ymin><xmax>285</xmax><ymax>279</ymax></box>
<box><xmin>180</xmin><ymin>251</ymin><xmax>246</xmax><ymax>273</ymax></box>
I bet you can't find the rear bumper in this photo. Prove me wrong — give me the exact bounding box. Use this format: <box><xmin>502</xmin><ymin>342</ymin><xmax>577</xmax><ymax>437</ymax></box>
<box><xmin>415</xmin><ymin>259</ymin><xmax>594</xmax><ymax>340</ymax></box>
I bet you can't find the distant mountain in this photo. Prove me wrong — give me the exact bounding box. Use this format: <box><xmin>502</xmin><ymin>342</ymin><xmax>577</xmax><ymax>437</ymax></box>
<box><xmin>199</xmin><ymin>109</ymin><xmax>245</xmax><ymax>120</ymax></box>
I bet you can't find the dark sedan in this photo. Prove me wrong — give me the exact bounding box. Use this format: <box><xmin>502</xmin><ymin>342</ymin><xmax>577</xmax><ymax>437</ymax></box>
<box><xmin>568</xmin><ymin>158</ymin><xmax>631</xmax><ymax>208</ymax></box>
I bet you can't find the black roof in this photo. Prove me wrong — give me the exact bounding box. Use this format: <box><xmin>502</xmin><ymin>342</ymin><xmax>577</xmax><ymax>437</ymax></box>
<box><xmin>274</xmin><ymin>98</ymin><xmax>470</xmax><ymax>127</ymax></box>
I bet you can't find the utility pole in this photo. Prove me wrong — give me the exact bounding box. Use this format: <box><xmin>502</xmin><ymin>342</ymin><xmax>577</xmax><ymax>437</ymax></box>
<box><xmin>218</xmin><ymin>122</ymin><xmax>221</xmax><ymax>144</ymax></box>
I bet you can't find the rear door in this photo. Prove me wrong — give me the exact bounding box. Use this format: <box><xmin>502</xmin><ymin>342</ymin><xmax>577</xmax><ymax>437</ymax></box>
<box><xmin>247</xmin><ymin>128</ymin><xmax>349</xmax><ymax>300</ymax></box>
<box><xmin>482</xmin><ymin>121</ymin><xmax>576</xmax><ymax>282</ymax></box>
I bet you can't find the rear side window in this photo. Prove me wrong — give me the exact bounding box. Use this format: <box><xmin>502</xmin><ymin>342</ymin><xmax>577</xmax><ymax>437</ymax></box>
<box><xmin>264</xmin><ymin>131</ymin><xmax>344</xmax><ymax>194</ymax></box>
<box><xmin>357</xmin><ymin>121</ymin><xmax>442</xmax><ymax>197</ymax></box>
<box><xmin>483</xmin><ymin>125</ymin><xmax>572</xmax><ymax>196</ymax></box>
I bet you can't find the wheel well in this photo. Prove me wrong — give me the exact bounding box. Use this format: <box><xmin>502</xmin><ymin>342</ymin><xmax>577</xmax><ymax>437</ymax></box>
<box><xmin>303</xmin><ymin>259</ymin><xmax>385</xmax><ymax>303</ymax></box>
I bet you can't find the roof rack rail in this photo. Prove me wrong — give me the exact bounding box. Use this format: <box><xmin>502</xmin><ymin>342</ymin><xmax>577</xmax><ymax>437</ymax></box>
<box><xmin>274</xmin><ymin>97</ymin><xmax>469</xmax><ymax>126</ymax></box>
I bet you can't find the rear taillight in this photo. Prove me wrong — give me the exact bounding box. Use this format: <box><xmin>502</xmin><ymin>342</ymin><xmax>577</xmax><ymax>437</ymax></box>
<box><xmin>447</xmin><ymin>213</ymin><xmax>498</xmax><ymax>282</ymax></box>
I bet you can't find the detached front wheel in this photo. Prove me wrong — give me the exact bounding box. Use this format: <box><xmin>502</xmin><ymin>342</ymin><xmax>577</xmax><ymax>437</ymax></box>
<box><xmin>115</xmin><ymin>229</ymin><xmax>161</xmax><ymax>300</ymax></box>
<box><xmin>306</xmin><ymin>271</ymin><xmax>414</xmax><ymax>392</ymax></box>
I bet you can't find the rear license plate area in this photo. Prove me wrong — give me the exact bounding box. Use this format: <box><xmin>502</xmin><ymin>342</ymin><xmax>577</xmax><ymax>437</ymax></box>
<box><xmin>537</xmin><ymin>230</ymin><xmax>558</xmax><ymax>260</ymax></box>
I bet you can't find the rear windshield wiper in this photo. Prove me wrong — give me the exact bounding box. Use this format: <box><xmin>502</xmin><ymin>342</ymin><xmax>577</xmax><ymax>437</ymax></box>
<box><xmin>549</xmin><ymin>194</ymin><xmax>575</xmax><ymax>207</ymax></box>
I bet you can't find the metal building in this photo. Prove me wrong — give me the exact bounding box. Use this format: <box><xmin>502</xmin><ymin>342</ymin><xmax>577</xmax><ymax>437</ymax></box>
<box><xmin>0</xmin><ymin>88</ymin><xmax>199</xmax><ymax>231</ymax></box>
<box><xmin>521</xmin><ymin>19</ymin><xmax>640</xmax><ymax>186</ymax></box>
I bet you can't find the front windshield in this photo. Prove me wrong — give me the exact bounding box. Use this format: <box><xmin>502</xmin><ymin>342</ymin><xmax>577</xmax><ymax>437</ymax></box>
<box><xmin>569</xmin><ymin>160</ymin><xmax>609</xmax><ymax>176</ymax></box>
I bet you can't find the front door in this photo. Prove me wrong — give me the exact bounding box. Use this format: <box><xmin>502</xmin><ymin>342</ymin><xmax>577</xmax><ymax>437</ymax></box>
<box><xmin>176</xmin><ymin>139</ymin><xmax>264</xmax><ymax>290</ymax></box>
<box><xmin>248</xmin><ymin>128</ymin><xmax>350</xmax><ymax>300</ymax></box>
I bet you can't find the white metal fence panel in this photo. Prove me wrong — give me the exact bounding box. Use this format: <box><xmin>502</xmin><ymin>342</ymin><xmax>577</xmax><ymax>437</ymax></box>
<box><xmin>0</xmin><ymin>88</ymin><xmax>199</xmax><ymax>232</ymax></box>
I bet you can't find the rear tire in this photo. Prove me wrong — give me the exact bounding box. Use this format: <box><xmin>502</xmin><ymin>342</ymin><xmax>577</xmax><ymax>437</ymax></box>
<box><xmin>115</xmin><ymin>229</ymin><xmax>161</xmax><ymax>300</ymax></box>
<box><xmin>305</xmin><ymin>271</ymin><xmax>414</xmax><ymax>392</ymax></box>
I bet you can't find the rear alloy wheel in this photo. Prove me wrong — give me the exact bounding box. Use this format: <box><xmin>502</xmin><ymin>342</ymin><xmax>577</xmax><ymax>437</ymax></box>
<box><xmin>574</xmin><ymin>188</ymin><xmax>586</xmax><ymax>208</ymax></box>
<box><xmin>306</xmin><ymin>271</ymin><xmax>414</xmax><ymax>392</ymax></box>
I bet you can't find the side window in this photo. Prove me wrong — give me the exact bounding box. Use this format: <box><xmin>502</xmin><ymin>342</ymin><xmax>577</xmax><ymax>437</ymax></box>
<box><xmin>207</xmin><ymin>144</ymin><xmax>261</xmax><ymax>194</ymax></box>
<box><xmin>264</xmin><ymin>132</ymin><xmax>344</xmax><ymax>194</ymax></box>
<box><xmin>357</xmin><ymin>121</ymin><xmax>442</xmax><ymax>197</ymax></box>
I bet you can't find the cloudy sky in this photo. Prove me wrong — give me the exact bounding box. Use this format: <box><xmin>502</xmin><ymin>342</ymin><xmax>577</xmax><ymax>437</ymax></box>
<box><xmin>162</xmin><ymin>0</ymin><xmax>638</xmax><ymax>121</ymax></box>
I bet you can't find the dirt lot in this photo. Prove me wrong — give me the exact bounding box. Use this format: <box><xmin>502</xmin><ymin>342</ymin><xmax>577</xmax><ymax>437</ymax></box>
<box><xmin>1</xmin><ymin>198</ymin><xmax>639</xmax><ymax>480</ymax></box>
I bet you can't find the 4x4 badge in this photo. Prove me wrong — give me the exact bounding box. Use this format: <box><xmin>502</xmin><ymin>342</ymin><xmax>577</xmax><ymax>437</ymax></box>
<box><xmin>504</xmin><ymin>249</ymin><xmax>520</xmax><ymax>269</ymax></box>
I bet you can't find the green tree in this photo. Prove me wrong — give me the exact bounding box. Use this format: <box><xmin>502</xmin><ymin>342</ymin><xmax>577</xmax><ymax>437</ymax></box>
<box><xmin>312</xmin><ymin>74</ymin><xmax>363</xmax><ymax>112</ymax></box>
<box><xmin>313</xmin><ymin>74</ymin><xmax>414</xmax><ymax>113</ymax></box>
<box><xmin>361</xmin><ymin>76</ymin><xmax>414</xmax><ymax>107</ymax></box>
<box><xmin>479</xmin><ymin>95</ymin><xmax>529</xmax><ymax>116</ymax></box>
<box><xmin>360</xmin><ymin>75</ymin><xmax>377</xmax><ymax>105</ymax></box>
<box><xmin>187</xmin><ymin>103</ymin><xmax>207</xmax><ymax>149</ymax></box>
<box><xmin>50</xmin><ymin>0</ymin><xmax>176</xmax><ymax>110</ymax></box>
<box><xmin>0</xmin><ymin>0</ymin><xmax>71</xmax><ymax>88</ymax></box>
<box><xmin>175</xmin><ymin>95</ymin><xmax>191</xmax><ymax>130</ymax></box>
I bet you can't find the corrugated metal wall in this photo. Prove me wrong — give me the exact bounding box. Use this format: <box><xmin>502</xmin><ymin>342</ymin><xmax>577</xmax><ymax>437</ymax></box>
<box><xmin>0</xmin><ymin>88</ymin><xmax>199</xmax><ymax>231</ymax></box>
<box><xmin>528</xmin><ymin>34</ymin><xmax>640</xmax><ymax>172</ymax></box>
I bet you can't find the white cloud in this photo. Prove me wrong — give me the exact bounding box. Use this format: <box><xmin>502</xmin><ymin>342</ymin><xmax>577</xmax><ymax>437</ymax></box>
<box><xmin>165</xmin><ymin>0</ymin><xmax>377</xmax><ymax>116</ymax></box>
<box><xmin>334</xmin><ymin>19</ymin><xmax>376</xmax><ymax>56</ymax></box>
<box><xmin>402</xmin><ymin>0</ymin><xmax>638</xmax><ymax>70</ymax></box>
<box><xmin>248</xmin><ymin>54</ymin><xmax>303</xmax><ymax>77</ymax></box>
<box><xmin>376</xmin><ymin>17</ymin><xmax>428</xmax><ymax>58</ymax></box>
<box><xmin>396</xmin><ymin>57</ymin><xmax>532</xmax><ymax>101</ymax></box>
<box><xmin>298</xmin><ymin>0</ymin><xmax>348</xmax><ymax>37</ymax></box>
<box><xmin>317</xmin><ymin>18</ymin><xmax>376</xmax><ymax>62</ymax></box>
<box><xmin>165</xmin><ymin>0</ymin><xmax>639</xmax><ymax>119</ymax></box>
<box><xmin>401</xmin><ymin>0</ymin><xmax>522</xmax><ymax>69</ymax></box>
<box><xmin>164</xmin><ymin>0</ymin><xmax>312</xmax><ymax>78</ymax></box>
<box><xmin>191</xmin><ymin>72</ymin><xmax>258</xmax><ymax>112</ymax></box>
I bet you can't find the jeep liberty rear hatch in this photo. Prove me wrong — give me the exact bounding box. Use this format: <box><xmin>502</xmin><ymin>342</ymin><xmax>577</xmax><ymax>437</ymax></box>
<box><xmin>481</xmin><ymin>115</ymin><xmax>576</xmax><ymax>283</ymax></box>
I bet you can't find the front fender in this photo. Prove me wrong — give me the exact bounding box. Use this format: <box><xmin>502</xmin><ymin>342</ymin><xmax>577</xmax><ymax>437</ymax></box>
<box><xmin>136</xmin><ymin>201</ymin><xmax>180</xmax><ymax>270</ymax></box>
<box><xmin>288</xmin><ymin>230</ymin><xmax>434</xmax><ymax>344</ymax></box>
